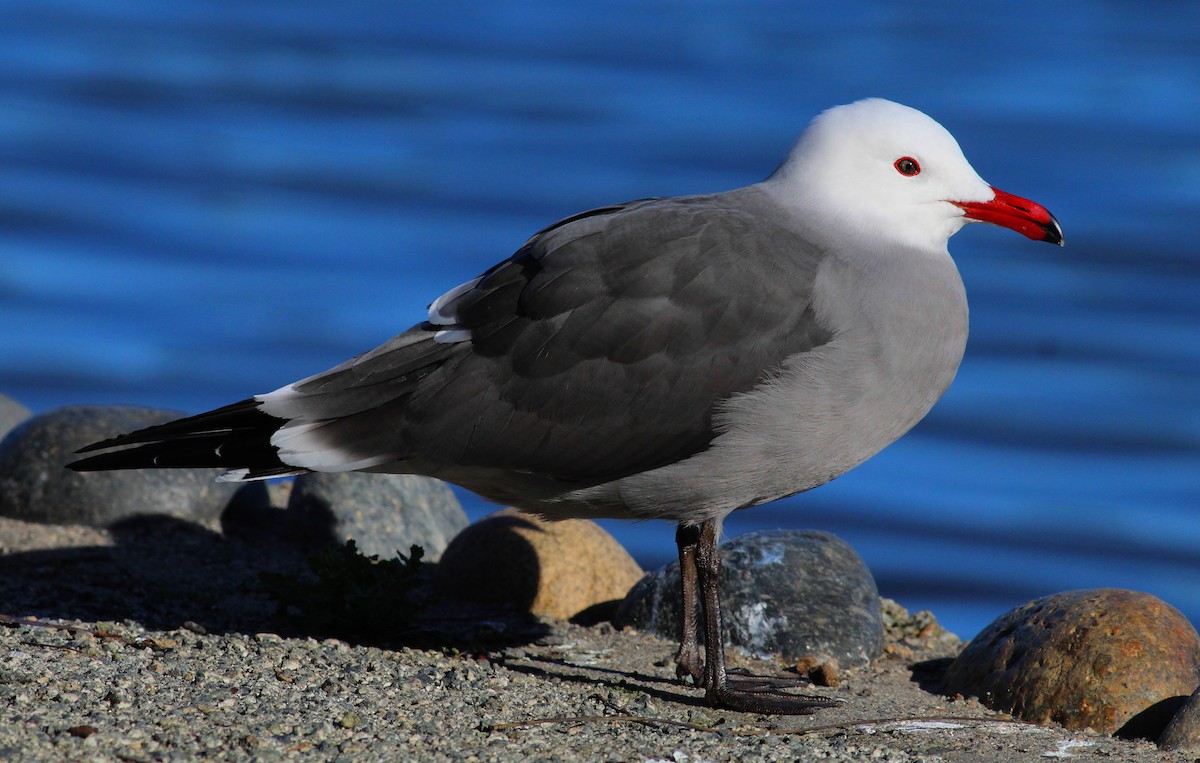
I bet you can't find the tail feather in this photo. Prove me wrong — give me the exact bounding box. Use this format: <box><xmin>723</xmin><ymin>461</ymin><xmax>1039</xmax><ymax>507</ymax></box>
<box><xmin>67</xmin><ymin>398</ymin><xmax>304</xmax><ymax>480</ymax></box>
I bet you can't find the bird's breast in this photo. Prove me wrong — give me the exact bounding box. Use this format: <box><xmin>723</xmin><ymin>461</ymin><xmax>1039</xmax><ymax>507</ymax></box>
<box><xmin>598</xmin><ymin>247</ymin><xmax>968</xmax><ymax>523</ymax></box>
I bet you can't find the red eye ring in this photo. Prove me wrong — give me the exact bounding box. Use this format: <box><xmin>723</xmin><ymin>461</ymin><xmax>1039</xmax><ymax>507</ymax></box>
<box><xmin>894</xmin><ymin>157</ymin><xmax>921</xmax><ymax>176</ymax></box>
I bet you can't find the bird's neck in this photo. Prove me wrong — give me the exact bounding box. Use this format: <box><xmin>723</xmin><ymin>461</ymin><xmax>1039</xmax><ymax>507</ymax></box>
<box><xmin>754</xmin><ymin>178</ymin><xmax>962</xmax><ymax>257</ymax></box>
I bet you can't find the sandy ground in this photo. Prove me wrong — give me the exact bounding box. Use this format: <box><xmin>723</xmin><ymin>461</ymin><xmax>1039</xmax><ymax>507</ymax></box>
<box><xmin>0</xmin><ymin>514</ymin><xmax>1188</xmax><ymax>762</ymax></box>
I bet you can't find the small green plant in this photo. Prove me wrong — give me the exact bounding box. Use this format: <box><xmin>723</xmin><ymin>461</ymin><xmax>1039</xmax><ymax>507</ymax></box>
<box><xmin>262</xmin><ymin>540</ymin><xmax>425</xmax><ymax>642</ymax></box>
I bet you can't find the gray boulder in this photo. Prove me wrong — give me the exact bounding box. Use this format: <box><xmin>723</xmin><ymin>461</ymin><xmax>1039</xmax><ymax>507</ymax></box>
<box><xmin>0</xmin><ymin>405</ymin><xmax>240</xmax><ymax>527</ymax></box>
<box><xmin>285</xmin><ymin>471</ymin><xmax>468</xmax><ymax>561</ymax></box>
<box><xmin>616</xmin><ymin>529</ymin><xmax>883</xmax><ymax>667</ymax></box>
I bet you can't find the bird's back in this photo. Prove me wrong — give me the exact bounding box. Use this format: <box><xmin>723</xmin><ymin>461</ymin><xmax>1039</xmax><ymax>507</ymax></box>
<box><xmin>263</xmin><ymin>187</ymin><xmax>837</xmax><ymax>500</ymax></box>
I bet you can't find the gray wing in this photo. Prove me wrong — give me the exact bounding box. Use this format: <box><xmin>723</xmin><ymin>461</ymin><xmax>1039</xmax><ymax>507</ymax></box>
<box><xmin>271</xmin><ymin>189</ymin><xmax>834</xmax><ymax>483</ymax></box>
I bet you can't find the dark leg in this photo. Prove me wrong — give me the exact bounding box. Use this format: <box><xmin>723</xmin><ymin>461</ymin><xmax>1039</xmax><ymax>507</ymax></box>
<box><xmin>694</xmin><ymin>518</ymin><xmax>841</xmax><ymax>714</ymax></box>
<box><xmin>674</xmin><ymin>523</ymin><xmax>704</xmax><ymax>684</ymax></box>
<box><xmin>694</xmin><ymin>518</ymin><xmax>730</xmax><ymax>696</ymax></box>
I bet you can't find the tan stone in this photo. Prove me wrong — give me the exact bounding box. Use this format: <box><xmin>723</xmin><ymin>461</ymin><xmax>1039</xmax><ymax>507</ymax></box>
<box><xmin>435</xmin><ymin>508</ymin><xmax>643</xmax><ymax>620</ymax></box>
<box><xmin>944</xmin><ymin>588</ymin><xmax>1200</xmax><ymax>737</ymax></box>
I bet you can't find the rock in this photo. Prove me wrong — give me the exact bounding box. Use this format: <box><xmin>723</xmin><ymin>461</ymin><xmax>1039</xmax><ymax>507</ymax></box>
<box><xmin>285</xmin><ymin>471</ymin><xmax>468</xmax><ymax>561</ymax></box>
<box><xmin>943</xmin><ymin>588</ymin><xmax>1200</xmax><ymax>737</ymax></box>
<box><xmin>794</xmin><ymin>655</ymin><xmax>841</xmax><ymax>687</ymax></box>
<box><xmin>435</xmin><ymin>508</ymin><xmax>643</xmax><ymax>620</ymax></box>
<box><xmin>0</xmin><ymin>394</ymin><xmax>31</xmax><ymax>439</ymax></box>
<box><xmin>615</xmin><ymin>529</ymin><xmax>883</xmax><ymax>667</ymax></box>
<box><xmin>0</xmin><ymin>405</ymin><xmax>240</xmax><ymax>527</ymax></box>
<box><xmin>880</xmin><ymin>597</ymin><xmax>961</xmax><ymax>662</ymax></box>
<box><xmin>1159</xmin><ymin>685</ymin><xmax>1200</xmax><ymax>751</ymax></box>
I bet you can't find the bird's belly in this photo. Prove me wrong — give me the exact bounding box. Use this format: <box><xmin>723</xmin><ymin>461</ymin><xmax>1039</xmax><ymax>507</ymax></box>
<box><xmin>564</xmin><ymin>312</ymin><xmax>966</xmax><ymax>524</ymax></box>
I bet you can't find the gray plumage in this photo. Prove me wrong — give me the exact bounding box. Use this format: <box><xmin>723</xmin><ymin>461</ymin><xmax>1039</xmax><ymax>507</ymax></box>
<box><xmin>71</xmin><ymin>98</ymin><xmax>1063</xmax><ymax>714</ymax></box>
<box><xmin>265</xmin><ymin>190</ymin><xmax>844</xmax><ymax>514</ymax></box>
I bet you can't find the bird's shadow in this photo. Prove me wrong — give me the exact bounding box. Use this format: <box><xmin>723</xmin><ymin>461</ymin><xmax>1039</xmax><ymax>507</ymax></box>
<box><xmin>0</xmin><ymin>513</ymin><xmax>290</xmax><ymax>634</ymax></box>
<box><xmin>0</xmin><ymin>501</ymin><xmax>549</xmax><ymax>651</ymax></box>
<box><xmin>500</xmin><ymin>652</ymin><xmax>708</xmax><ymax>709</ymax></box>
<box><xmin>0</xmin><ymin>503</ymin><xmax>700</xmax><ymax>707</ymax></box>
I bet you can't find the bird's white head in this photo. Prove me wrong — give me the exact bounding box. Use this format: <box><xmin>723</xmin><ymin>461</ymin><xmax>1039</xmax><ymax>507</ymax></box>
<box><xmin>765</xmin><ymin>98</ymin><xmax>1062</xmax><ymax>253</ymax></box>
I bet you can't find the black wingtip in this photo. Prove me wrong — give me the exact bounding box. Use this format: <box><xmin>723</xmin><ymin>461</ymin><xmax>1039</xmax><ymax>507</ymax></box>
<box><xmin>74</xmin><ymin>433</ymin><xmax>131</xmax><ymax>455</ymax></box>
<box><xmin>72</xmin><ymin>398</ymin><xmax>267</xmax><ymax>455</ymax></box>
<box><xmin>66</xmin><ymin>398</ymin><xmax>291</xmax><ymax>476</ymax></box>
<box><xmin>66</xmin><ymin>448</ymin><xmax>156</xmax><ymax>472</ymax></box>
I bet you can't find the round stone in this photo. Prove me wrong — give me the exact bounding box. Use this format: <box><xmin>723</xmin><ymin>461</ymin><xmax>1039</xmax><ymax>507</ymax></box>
<box><xmin>615</xmin><ymin>529</ymin><xmax>883</xmax><ymax>667</ymax></box>
<box><xmin>435</xmin><ymin>508</ymin><xmax>644</xmax><ymax>620</ymax></box>
<box><xmin>285</xmin><ymin>471</ymin><xmax>468</xmax><ymax>561</ymax></box>
<box><xmin>1160</xmin><ymin>685</ymin><xmax>1200</xmax><ymax>752</ymax></box>
<box><xmin>0</xmin><ymin>394</ymin><xmax>31</xmax><ymax>440</ymax></box>
<box><xmin>0</xmin><ymin>405</ymin><xmax>241</xmax><ymax>527</ymax></box>
<box><xmin>943</xmin><ymin>588</ymin><xmax>1200</xmax><ymax>736</ymax></box>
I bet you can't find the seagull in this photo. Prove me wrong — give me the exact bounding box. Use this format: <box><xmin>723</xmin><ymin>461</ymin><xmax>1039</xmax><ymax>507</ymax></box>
<box><xmin>70</xmin><ymin>98</ymin><xmax>1063</xmax><ymax>714</ymax></box>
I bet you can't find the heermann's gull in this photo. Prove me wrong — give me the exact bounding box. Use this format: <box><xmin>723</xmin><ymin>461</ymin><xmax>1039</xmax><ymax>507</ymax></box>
<box><xmin>70</xmin><ymin>99</ymin><xmax>1063</xmax><ymax>714</ymax></box>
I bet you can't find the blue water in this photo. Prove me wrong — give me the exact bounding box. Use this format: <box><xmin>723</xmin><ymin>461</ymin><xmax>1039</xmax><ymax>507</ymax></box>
<box><xmin>2</xmin><ymin>1</ymin><xmax>1198</xmax><ymax>639</ymax></box>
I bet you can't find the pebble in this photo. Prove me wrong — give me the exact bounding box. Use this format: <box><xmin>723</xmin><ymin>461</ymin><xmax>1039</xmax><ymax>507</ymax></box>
<box><xmin>615</xmin><ymin>529</ymin><xmax>883</xmax><ymax>667</ymax></box>
<box><xmin>943</xmin><ymin>588</ymin><xmax>1200</xmax><ymax>737</ymax></box>
<box><xmin>285</xmin><ymin>471</ymin><xmax>468</xmax><ymax>560</ymax></box>
<box><xmin>0</xmin><ymin>393</ymin><xmax>31</xmax><ymax>439</ymax></box>
<box><xmin>0</xmin><ymin>405</ymin><xmax>242</xmax><ymax>527</ymax></box>
<box><xmin>435</xmin><ymin>508</ymin><xmax>644</xmax><ymax>620</ymax></box>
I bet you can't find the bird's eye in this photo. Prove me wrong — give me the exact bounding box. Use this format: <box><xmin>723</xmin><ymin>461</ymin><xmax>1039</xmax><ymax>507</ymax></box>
<box><xmin>894</xmin><ymin>157</ymin><xmax>921</xmax><ymax>177</ymax></box>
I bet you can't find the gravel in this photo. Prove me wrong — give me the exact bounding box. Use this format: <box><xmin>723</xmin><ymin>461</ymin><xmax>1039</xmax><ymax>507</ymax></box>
<box><xmin>0</xmin><ymin>516</ymin><xmax>1186</xmax><ymax>762</ymax></box>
